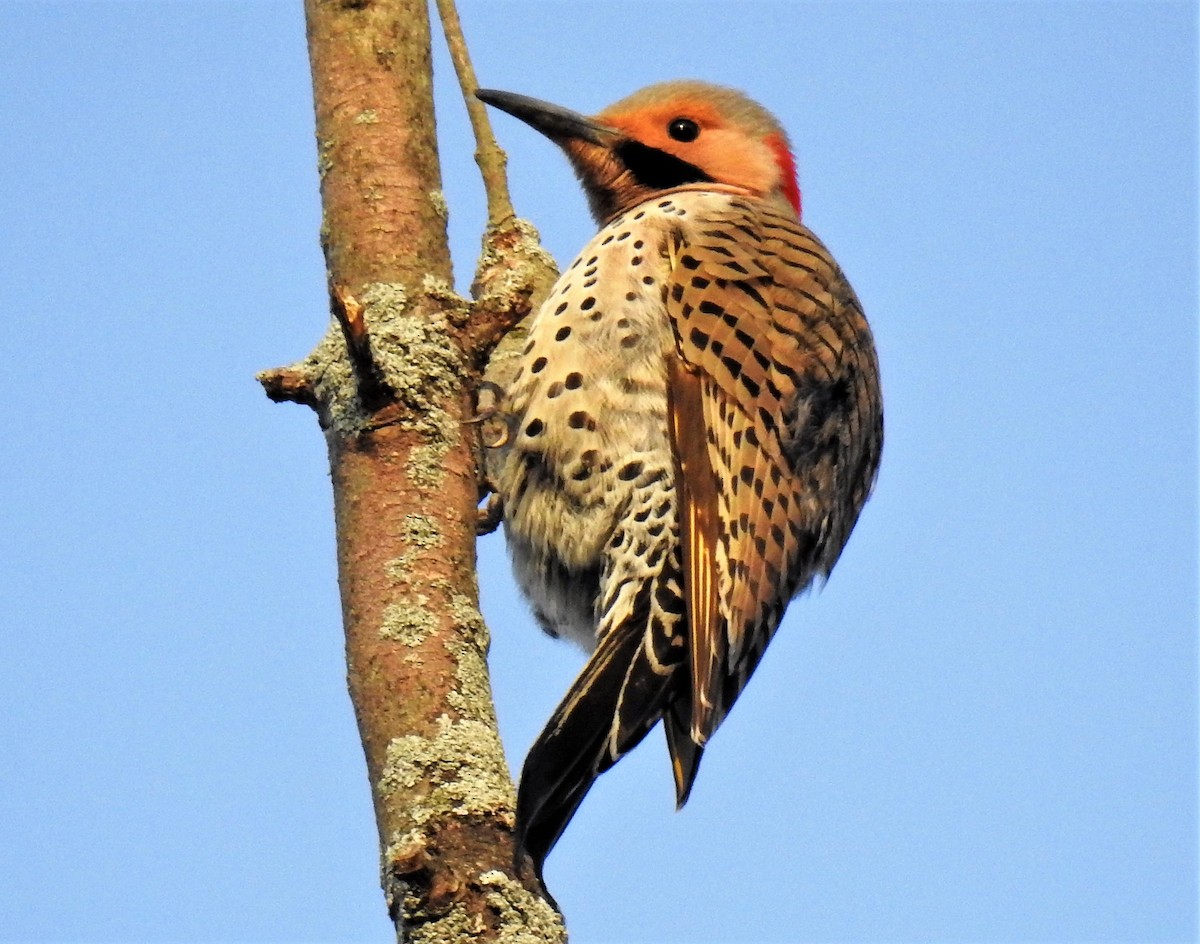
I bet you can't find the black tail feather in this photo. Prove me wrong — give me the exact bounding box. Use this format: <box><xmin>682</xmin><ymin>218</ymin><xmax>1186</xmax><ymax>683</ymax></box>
<box><xmin>515</xmin><ymin>603</ymin><xmax>678</xmax><ymax>883</ymax></box>
<box><xmin>664</xmin><ymin>695</ymin><xmax>704</xmax><ymax>808</ymax></box>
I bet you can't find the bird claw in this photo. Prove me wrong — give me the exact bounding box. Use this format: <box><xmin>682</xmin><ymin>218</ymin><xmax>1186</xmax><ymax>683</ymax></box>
<box><xmin>466</xmin><ymin>381</ymin><xmax>506</xmax><ymax>423</ymax></box>
<box><xmin>467</xmin><ymin>381</ymin><xmax>512</xmax><ymax>449</ymax></box>
<box><xmin>476</xmin><ymin>494</ymin><xmax>503</xmax><ymax>535</ymax></box>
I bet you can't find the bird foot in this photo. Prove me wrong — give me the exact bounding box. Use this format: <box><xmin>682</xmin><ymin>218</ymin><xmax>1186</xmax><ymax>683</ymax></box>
<box><xmin>467</xmin><ymin>380</ymin><xmax>511</xmax><ymax>448</ymax></box>
<box><xmin>476</xmin><ymin>494</ymin><xmax>503</xmax><ymax>536</ymax></box>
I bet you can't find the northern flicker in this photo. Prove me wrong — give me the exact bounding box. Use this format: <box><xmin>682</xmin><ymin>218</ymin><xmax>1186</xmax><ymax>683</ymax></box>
<box><xmin>476</xmin><ymin>81</ymin><xmax>883</xmax><ymax>887</ymax></box>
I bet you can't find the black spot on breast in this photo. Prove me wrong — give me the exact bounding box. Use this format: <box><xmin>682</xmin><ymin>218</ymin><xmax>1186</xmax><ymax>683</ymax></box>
<box><xmin>581</xmin><ymin>296</ymin><xmax>597</xmax><ymax>311</ymax></box>
<box><xmin>531</xmin><ymin>357</ymin><xmax>547</xmax><ymax>373</ymax></box>
<box><xmin>565</xmin><ymin>372</ymin><xmax>583</xmax><ymax>390</ymax></box>
<box><xmin>568</xmin><ymin>411</ymin><xmax>593</xmax><ymax>430</ymax></box>
<box><xmin>618</xmin><ymin>460</ymin><xmax>643</xmax><ymax>481</ymax></box>
<box><xmin>555</xmin><ymin>326</ymin><xmax>572</xmax><ymax>341</ymax></box>
<box><xmin>546</xmin><ymin>381</ymin><xmax>564</xmax><ymax>398</ymax></box>
<box><xmin>525</xmin><ymin>418</ymin><xmax>544</xmax><ymax>437</ymax></box>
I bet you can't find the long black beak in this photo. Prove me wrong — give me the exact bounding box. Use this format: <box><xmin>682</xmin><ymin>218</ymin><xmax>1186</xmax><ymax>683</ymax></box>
<box><xmin>475</xmin><ymin>88</ymin><xmax>617</xmax><ymax>146</ymax></box>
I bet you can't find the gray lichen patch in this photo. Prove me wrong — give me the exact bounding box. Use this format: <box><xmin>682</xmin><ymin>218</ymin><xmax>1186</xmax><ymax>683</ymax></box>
<box><xmin>316</xmin><ymin>137</ymin><xmax>335</xmax><ymax>180</ymax></box>
<box><xmin>476</xmin><ymin>217</ymin><xmax>556</xmax><ymax>280</ymax></box>
<box><xmin>380</xmin><ymin>594</ymin><xmax>437</xmax><ymax>654</ymax></box>
<box><xmin>444</xmin><ymin>614</ymin><xmax>498</xmax><ymax>726</ymax></box>
<box><xmin>364</xmin><ymin>282</ymin><xmax>464</xmax><ymax>406</ymax></box>
<box><xmin>428</xmin><ymin>189</ymin><xmax>448</xmax><ymax>222</ymax></box>
<box><xmin>402</xmin><ymin>513</ymin><xmax>444</xmax><ymax>550</ymax></box>
<box><xmin>422</xmin><ymin>273</ymin><xmax>466</xmax><ymax>308</ymax></box>
<box><xmin>379</xmin><ymin>714</ymin><xmax>516</xmax><ymax>829</ymax></box>
<box><xmin>447</xmin><ymin>592</ymin><xmax>487</xmax><ymax>644</ymax></box>
<box><xmin>301</xmin><ymin>280</ymin><xmax>471</xmax><ymax>438</ymax></box>
<box><xmin>406</xmin><ymin>901</ymin><xmax>485</xmax><ymax>944</ymax></box>
<box><xmin>406</xmin><ymin>438</ymin><xmax>452</xmax><ymax>492</ymax></box>
<box><xmin>355</xmin><ymin>108</ymin><xmax>380</xmax><ymax>124</ymax></box>
<box><xmin>387</xmin><ymin>515</ymin><xmax>448</xmax><ymax>587</ymax></box>
<box><xmin>479</xmin><ymin>871</ymin><xmax>567</xmax><ymax>944</ymax></box>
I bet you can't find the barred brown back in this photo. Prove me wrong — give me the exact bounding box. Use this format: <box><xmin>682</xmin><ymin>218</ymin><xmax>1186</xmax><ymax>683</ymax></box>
<box><xmin>665</xmin><ymin>195</ymin><xmax>882</xmax><ymax>741</ymax></box>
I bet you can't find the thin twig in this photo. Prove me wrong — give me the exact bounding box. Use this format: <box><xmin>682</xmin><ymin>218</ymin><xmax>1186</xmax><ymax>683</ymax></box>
<box><xmin>329</xmin><ymin>280</ymin><xmax>395</xmax><ymax>413</ymax></box>
<box><xmin>434</xmin><ymin>0</ymin><xmax>515</xmax><ymax>226</ymax></box>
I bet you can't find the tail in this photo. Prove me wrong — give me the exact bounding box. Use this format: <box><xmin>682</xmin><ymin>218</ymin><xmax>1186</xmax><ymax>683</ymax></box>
<box><xmin>664</xmin><ymin>693</ymin><xmax>705</xmax><ymax>808</ymax></box>
<box><xmin>515</xmin><ymin>580</ymin><xmax>681</xmax><ymax>886</ymax></box>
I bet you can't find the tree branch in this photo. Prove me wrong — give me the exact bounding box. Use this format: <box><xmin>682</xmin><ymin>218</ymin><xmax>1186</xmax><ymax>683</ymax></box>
<box><xmin>433</xmin><ymin>0</ymin><xmax>558</xmax><ymax>374</ymax></box>
<box><xmin>260</xmin><ymin>0</ymin><xmax>565</xmax><ymax>938</ymax></box>
<box><xmin>433</xmin><ymin>0</ymin><xmax>514</xmax><ymax>228</ymax></box>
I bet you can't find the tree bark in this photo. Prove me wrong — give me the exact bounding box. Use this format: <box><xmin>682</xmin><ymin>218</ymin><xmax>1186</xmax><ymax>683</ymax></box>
<box><xmin>260</xmin><ymin>0</ymin><xmax>563</xmax><ymax>939</ymax></box>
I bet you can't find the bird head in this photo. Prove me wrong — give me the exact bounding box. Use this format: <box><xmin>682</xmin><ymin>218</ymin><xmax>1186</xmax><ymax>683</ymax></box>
<box><xmin>476</xmin><ymin>80</ymin><xmax>801</xmax><ymax>224</ymax></box>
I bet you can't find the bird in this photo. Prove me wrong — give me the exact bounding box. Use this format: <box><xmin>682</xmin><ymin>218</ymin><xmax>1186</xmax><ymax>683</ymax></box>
<box><xmin>475</xmin><ymin>80</ymin><xmax>883</xmax><ymax>889</ymax></box>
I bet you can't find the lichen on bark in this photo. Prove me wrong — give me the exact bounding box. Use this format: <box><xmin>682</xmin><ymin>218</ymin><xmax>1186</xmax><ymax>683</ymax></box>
<box><xmin>259</xmin><ymin>0</ymin><xmax>566</xmax><ymax>938</ymax></box>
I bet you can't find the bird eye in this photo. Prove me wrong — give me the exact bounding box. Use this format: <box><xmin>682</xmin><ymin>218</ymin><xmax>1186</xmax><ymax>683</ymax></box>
<box><xmin>667</xmin><ymin>117</ymin><xmax>700</xmax><ymax>142</ymax></box>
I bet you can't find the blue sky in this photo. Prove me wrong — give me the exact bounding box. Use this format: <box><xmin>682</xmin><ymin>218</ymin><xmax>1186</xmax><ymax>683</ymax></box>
<box><xmin>1</xmin><ymin>2</ymin><xmax>1195</xmax><ymax>942</ymax></box>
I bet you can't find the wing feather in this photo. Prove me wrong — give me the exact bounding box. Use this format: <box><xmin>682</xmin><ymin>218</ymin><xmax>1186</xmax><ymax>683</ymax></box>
<box><xmin>664</xmin><ymin>197</ymin><xmax>883</xmax><ymax>744</ymax></box>
<box><xmin>665</xmin><ymin>350</ymin><xmax>723</xmax><ymax>743</ymax></box>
